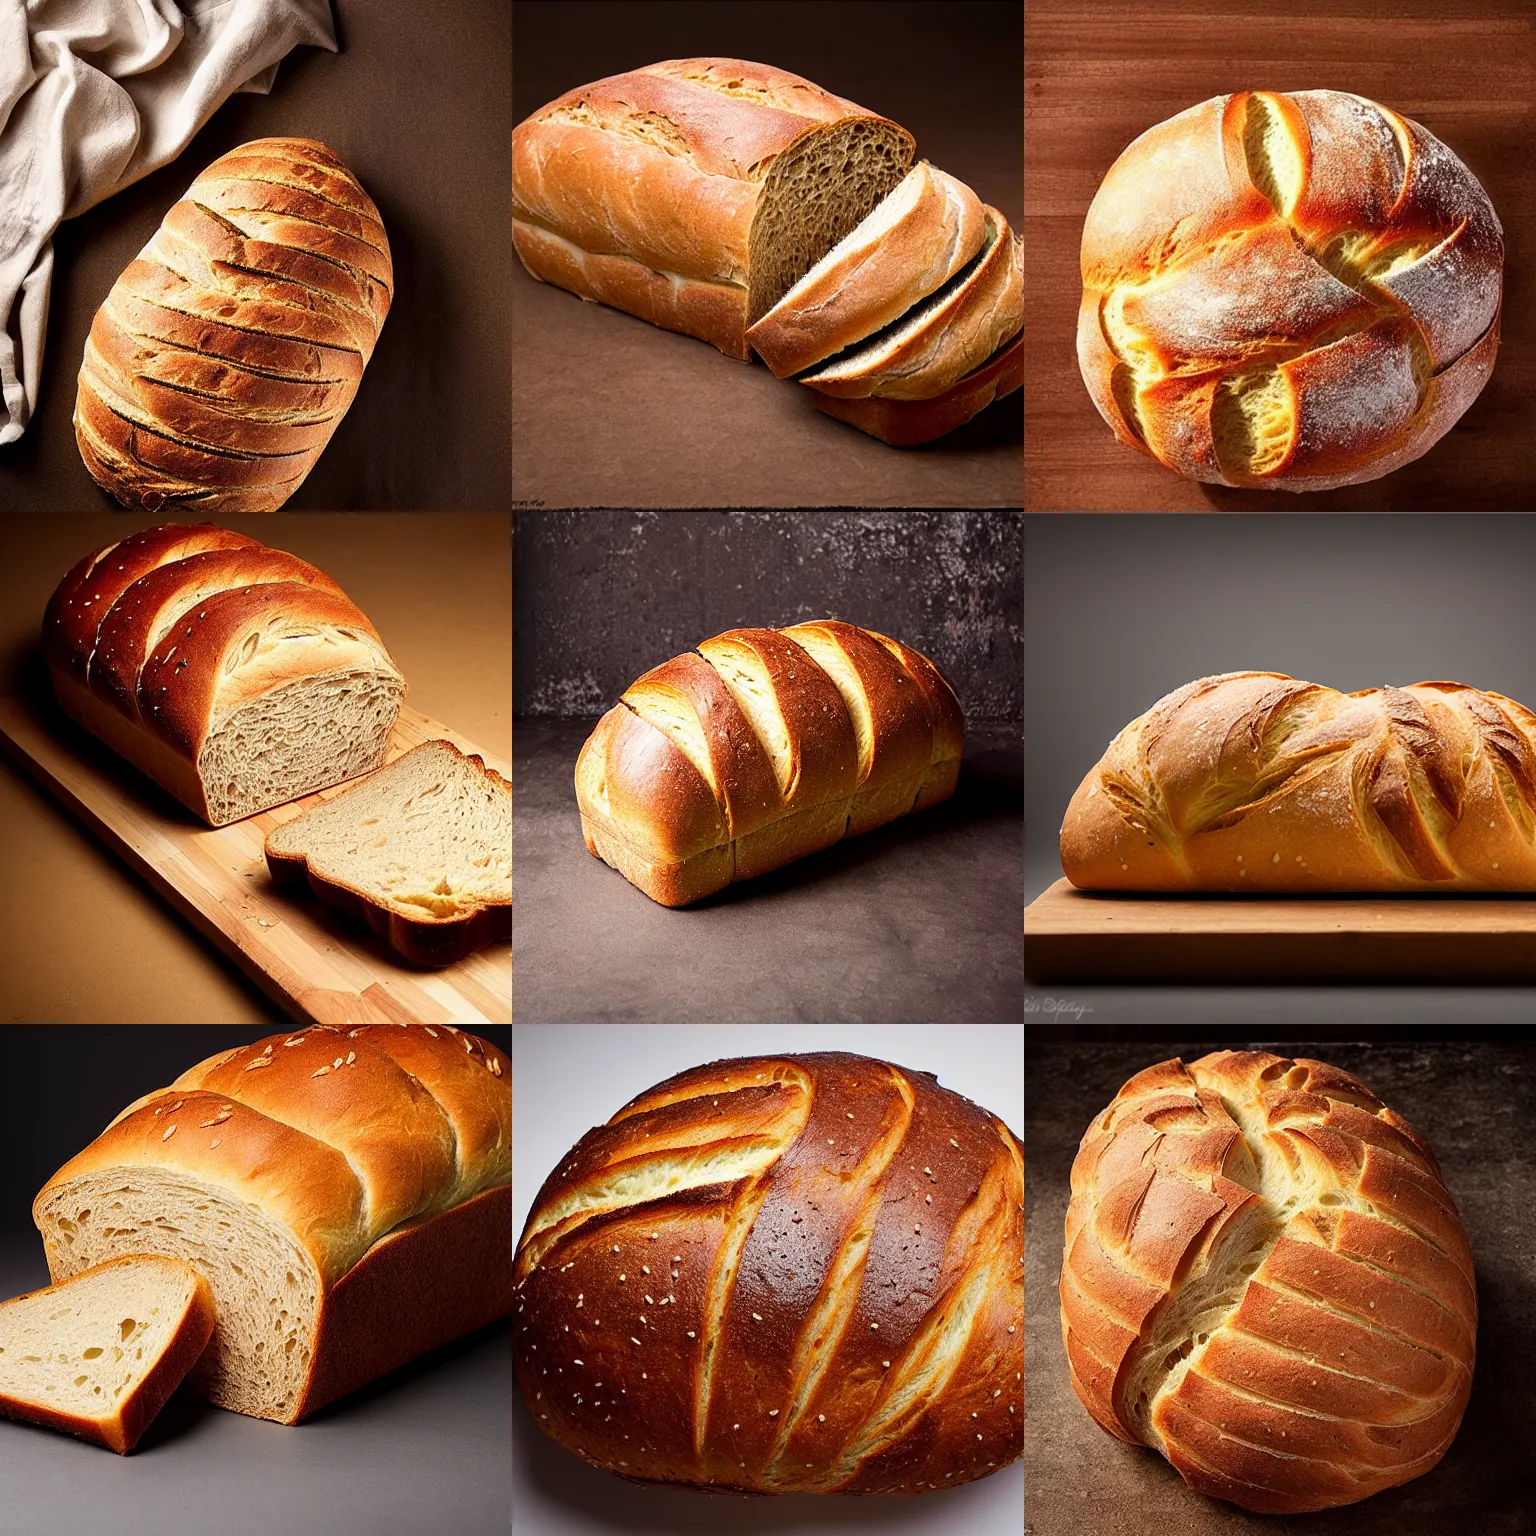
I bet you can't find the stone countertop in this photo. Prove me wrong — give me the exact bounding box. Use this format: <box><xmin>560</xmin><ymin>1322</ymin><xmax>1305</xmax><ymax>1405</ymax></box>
<box><xmin>513</xmin><ymin>719</ymin><xmax>1022</xmax><ymax>1022</ymax></box>
<box><xmin>1025</xmin><ymin>1039</ymin><xmax>1534</xmax><ymax>1536</ymax></box>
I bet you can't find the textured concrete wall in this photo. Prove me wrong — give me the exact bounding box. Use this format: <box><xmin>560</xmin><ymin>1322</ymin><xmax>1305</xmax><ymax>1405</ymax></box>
<box><xmin>514</xmin><ymin>510</ymin><xmax>1022</xmax><ymax>719</ymax></box>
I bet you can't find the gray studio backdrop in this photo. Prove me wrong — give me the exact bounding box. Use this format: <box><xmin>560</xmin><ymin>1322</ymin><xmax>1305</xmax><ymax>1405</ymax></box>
<box><xmin>514</xmin><ymin>509</ymin><xmax>1022</xmax><ymax>723</ymax></box>
<box><xmin>0</xmin><ymin>1026</ymin><xmax>512</xmax><ymax>1536</ymax></box>
<box><xmin>1023</xmin><ymin>514</ymin><xmax>1536</xmax><ymax>1024</ymax></box>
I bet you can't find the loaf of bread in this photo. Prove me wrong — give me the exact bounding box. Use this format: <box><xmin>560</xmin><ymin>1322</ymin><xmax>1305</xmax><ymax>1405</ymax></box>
<box><xmin>1077</xmin><ymin>91</ymin><xmax>1502</xmax><ymax>490</ymax></box>
<box><xmin>746</xmin><ymin>161</ymin><xmax>985</xmax><ymax>377</ymax></box>
<box><xmin>0</xmin><ymin>1257</ymin><xmax>214</xmax><ymax>1454</ymax></box>
<box><xmin>512</xmin><ymin>58</ymin><xmax>915</xmax><ymax>359</ymax></box>
<box><xmin>515</xmin><ymin>1052</ymin><xmax>1023</xmax><ymax>1494</ymax></box>
<box><xmin>1061</xmin><ymin>1051</ymin><xmax>1476</xmax><ymax>1513</ymax></box>
<box><xmin>801</xmin><ymin>211</ymin><xmax>1022</xmax><ymax>400</ymax></box>
<box><xmin>34</xmin><ymin>1025</ymin><xmax>510</xmax><ymax>1426</ymax></box>
<box><xmin>76</xmin><ymin>137</ymin><xmax>391</xmax><ymax>513</ymax></box>
<box><xmin>265</xmin><ymin>739</ymin><xmax>511</xmax><ymax>966</ymax></box>
<box><xmin>44</xmin><ymin>523</ymin><xmax>406</xmax><ymax>827</ymax></box>
<box><xmin>575</xmin><ymin>621</ymin><xmax>965</xmax><ymax>905</ymax></box>
<box><xmin>1061</xmin><ymin>671</ymin><xmax>1536</xmax><ymax>890</ymax></box>
<box><xmin>811</xmin><ymin>328</ymin><xmax>1022</xmax><ymax>445</ymax></box>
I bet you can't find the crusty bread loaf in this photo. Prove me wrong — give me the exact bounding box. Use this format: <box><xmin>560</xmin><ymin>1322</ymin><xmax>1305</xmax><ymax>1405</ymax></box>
<box><xmin>512</xmin><ymin>58</ymin><xmax>915</xmax><ymax>359</ymax></box>
<box><xmin>801</xmin><ymin>211</ymin><xmax>1022</xmax><ymax>400</ymax></box>
<box><xmin>43</xmin><ymin>523</ymin><xmax>405</xmax><ymax>827</ymax></box>
<box><xmin>34</xmin><ymin>1025</ymin><xmax>510</xmax><ymax>1426</ymax></box>
<box><xmin>574</xmin><ymin>621</ymin><xmax>965</xmax><ymax>905</ymax></box>
<box><xmin>0</xmin><ymin>1257</ymin><xmax>214</xmax><ymax>1454</ymax></box>
<box><xmin>265</xmin><ymin>739</ymin><xmax>511</xmax><ymax>966</ymax></box>
<box><xmin>515</xmin><ymin>1052</ymin><xmax>1023</xmax><ymax>1494</ymax></box>
<box><xmin>75</xmin><ymin>137</ymin><xmax>392</xmax><ymax>513</ymax></box>
<box><xmin>1077</xmin><ymin>91</ymin><xmax>1503</xmax><ymax>490</ymax></box>
<box><xmin>1060</xmin><ymin>671</ymin><xmax>1536</xmax><ymax>891</ymax></box>
<box><xmin>1061</xmin><ymin>1051</ymin><xmax>1476</xmax><ymax>1513</ymax></box>
<box><xmin>811</xmin><ymin>324</ymin><xmax>1023</xmax><ymax>445</ymax></box>
<box><xmin>746</xmin><ymin>162</ymin><xmax>985</xmax><ymax>377</ymax></box>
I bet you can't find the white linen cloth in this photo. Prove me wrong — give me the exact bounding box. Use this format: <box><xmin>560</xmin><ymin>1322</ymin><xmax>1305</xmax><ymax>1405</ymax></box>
<box><xmin>0</xmin><ymin>0</ymin><xmax>336</xmax><ymax>444</ymax></box>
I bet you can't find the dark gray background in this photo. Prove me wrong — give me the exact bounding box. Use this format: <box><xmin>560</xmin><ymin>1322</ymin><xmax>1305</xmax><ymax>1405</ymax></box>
<box><xmin>1024</xmin><ymin>513</ymin><xmax>1536</xmax><ymax>1024</ymax></box>
<box><xmin>1024</xmin><ymin>1034</ymin><xmax>1535</xmax><ymax>1536</ymax></box>
<box><xmin>0</xmin><ymin>0</ymin><xmax>510</xmax><ymax>512</ymax></box>
<box><xmin>0</xmin><ymin>1026</ymin><xmax>511</xmax><ymax>1536</ymax></box>
<box><xmin>515</xmin><ymin>509</ymin><xmax>1022</xmax><ymax>722</ymax></box>
<box><xmin>512</xmin><ymin>509</ymin><xmax>1022</xmax><ymax>1023</ymax></box>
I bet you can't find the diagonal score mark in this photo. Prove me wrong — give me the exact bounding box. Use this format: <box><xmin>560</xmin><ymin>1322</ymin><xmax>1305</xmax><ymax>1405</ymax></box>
<box><xmin>761</xmin><ymin>1069</ymin><xmax>915</xmax><ymax>1481</ymax></box>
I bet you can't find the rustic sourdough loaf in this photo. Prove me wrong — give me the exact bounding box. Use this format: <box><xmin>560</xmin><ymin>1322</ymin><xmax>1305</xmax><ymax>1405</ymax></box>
<box><xmin>1077</xmin><ymin>91</ymin><xmax>1502</xmax><ymax>490</ymax></box>
<box><xmin>0</xmin><ymin>1257</ymin><xmax>214</xmax><ymax>1454</ymax></box>
<box><xmin>512</xmin><ymin>58</ymin><xmax>915</xmax><ymax>359</ymax></box>
<box><xmin>265</xmin><ymin>739</ymin><xmax>511</xmax><ymax>966</ymax></box>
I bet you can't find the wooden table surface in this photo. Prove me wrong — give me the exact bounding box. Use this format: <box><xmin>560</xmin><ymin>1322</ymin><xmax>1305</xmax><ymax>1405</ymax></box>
<box><xmin>1024</xmin><ymin>0</ymin><xmax>1536</xmax><ymax>511</ymax></box>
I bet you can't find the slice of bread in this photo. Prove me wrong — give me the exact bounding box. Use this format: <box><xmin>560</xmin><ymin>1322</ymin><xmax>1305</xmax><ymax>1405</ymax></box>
<box><xmin>265</xmin><ymin>739</ymin><xmax>511</xmax><ymax>966</ymax></box>
<box><xmin>0</xmin><ymin>1256</ymin><xmax>214</xmax><ymax>1454</ymax></box>
<box><xmin>800</xmin><ymin>213</ymin><xmax>1023</xmax><ymax>401</ymax></box>
<box><xmin>746</xmin><ymin>162</ymin><xmax>986</xmax><ymax>377</ymax></box>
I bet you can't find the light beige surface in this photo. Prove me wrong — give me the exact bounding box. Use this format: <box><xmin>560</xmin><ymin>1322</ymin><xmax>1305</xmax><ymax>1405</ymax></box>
<box><xmin>0</xmin><ymin>513</ymin><xmax>510</xmax><ymax>1023</ymax></box>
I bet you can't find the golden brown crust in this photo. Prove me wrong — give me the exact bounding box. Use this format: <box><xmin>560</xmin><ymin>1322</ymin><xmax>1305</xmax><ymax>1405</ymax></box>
<box><xmin>574</xmin><ymin>621</ymin><xmax>964</xmax><ymax>905</ymax></box>
<box><xmin>1061</xmin><ymin>1051</ymin><xmax>1475</xmax><ymax>1513</ymax></box>
<box><xmin>75</xmin><ymin>137</ymin><xmax>390</xmax><ymax>513</ymax></box>
<box><xmin>1078</xmin><ymin>90</ymin><xmax>1503</xmax><ymax>490</ymax></box>
<box><xmin>514</xmin><ymin>1052</ymin><xmax>1022</xmax><ymax>1494</ymax></box>
<box><xmin>1061</xmin><ymin>671</ymin><xmax>1536</xmax><ymax>890</ymax></box>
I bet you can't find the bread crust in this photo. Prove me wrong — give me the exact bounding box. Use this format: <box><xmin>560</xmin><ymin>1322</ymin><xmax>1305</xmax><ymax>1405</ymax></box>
<box><xmin>1061</xmin><ymin>1051</ymin><xmax>1475</xmax><ymax>1513</ymax></box>
<box><xmin>34</xmin><ymin>1026</ymin><xmax>510</xmax><ymax>1426</ymax></box>
<box><xmin>44</xmin><ymin>524</ymin><xmax>405</xmax><ymax>827</ymax></box>
<box><xmin>575</xmin><ymin>622</ymin><xmax>964</xmax><ymax>905</ymax></box>
<box><xmin>0</xmin><ymin>1257</ymin><xmax>214</xmax><ymax>1454</ymax></box>
<box><xmin>1060</xmin><ymin>671</ymin><xmax>1536</xmax><ymax>890</ymax></box>
<box><xmin>514</xmin><ymin>1052</ymin><xmax>1022</xmax><ymax>1494</ymax></box>
<box><xmin>512</xmin><ymin>58</ymin><xmax>914</xmax><ymax>357</ymax></box>
<box><xmin>75</xmin><ymin>137</ymin><xmax>391</xmax><ymax>513</ymax></box>
<box><xmin>810</xmin><ymin>326</ymin><xmax>1022</xmax><ymax>445</ymax></box>
<box><xmin>1077</xmin><ymin>90</ymin><xmax>1503</xmax><ymax>490</ymax></box>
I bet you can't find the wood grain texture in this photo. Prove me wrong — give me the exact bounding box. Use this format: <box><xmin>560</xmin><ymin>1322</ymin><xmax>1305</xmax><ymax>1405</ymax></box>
<box><xmin>1024</xmin><ymin>0</ymin><xmax>1536</xmax><ymax>510</ymax></box>
<box><xmin>0</xmin><ymin>698</ymin><xmax>510</xmax><ymax>1024</ymax></box>
<box><xmin>1024</xmin><ymin>877</ymin><xmax>1536</xmax><ymax>981</ymax></box>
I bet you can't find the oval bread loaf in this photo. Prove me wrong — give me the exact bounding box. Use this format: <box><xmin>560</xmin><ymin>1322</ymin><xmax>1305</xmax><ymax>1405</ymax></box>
<box><xmin>514</xmin><ymin>1052</ymin><xmax>1023</xmax><ymax>1494</ymax></box>
<box><xmin>75</xmin><ymin>137</ymin><xmax>392</xmax><ymax>513</ymax></box>
<box><xmin>1060</xmin><ymin>671</ymin><xmax>1536</xmax><ymax>891</ymax></box>
<box><xmin>1061</xmin><ymin>1051</ymin><xmax>1476</xmax><ymax>1513</ymax></box>
<box><xmin>1077</xmin><ymin>91</ymin><xmax>1502</xmax><ymax>491</ymax></box>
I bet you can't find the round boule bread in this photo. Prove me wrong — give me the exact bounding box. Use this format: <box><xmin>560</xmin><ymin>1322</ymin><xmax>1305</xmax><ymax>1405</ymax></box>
<box><xmin>514</xmin><ymin>1052</ymin><xmax>1023</xmax><ymax>1494</ymax></box>
<box><xmin>1060</xmin><ymin>1051</ymin><xmax>1476</xmax><ymax>1513</ymax></box>
<box><xmin>1077</xmin><ymin>90</ymin><xmax>1502</xmax><ymax>491</ymax></box>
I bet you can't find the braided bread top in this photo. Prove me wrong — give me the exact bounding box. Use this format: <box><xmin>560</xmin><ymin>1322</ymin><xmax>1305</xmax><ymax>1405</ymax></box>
<box><xmin>1061</xmin><ymin>671</ymin><xmax>1536</xmax><ymax>890</ymax></box>
<box><xmin>1077</xmin><ymin>91</ymin><xmax>1503</xmax><ymax>491</ymax></box>
<box><xmin>514</xmin><ymin>1053</ymin><xmax>1022</xmax><ymax>1495</ymax></box>
<box><xmin>1060</xmin><ymin>1051</ymin><xmax>1475</xmax><ymax>1513</ymax></box>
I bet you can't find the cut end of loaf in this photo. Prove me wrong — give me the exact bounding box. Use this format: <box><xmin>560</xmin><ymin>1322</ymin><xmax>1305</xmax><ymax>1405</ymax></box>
<box><xmin>748</xmin><ymin>119</ymin><xmax>914</xmax><ymax>323</ymax></box>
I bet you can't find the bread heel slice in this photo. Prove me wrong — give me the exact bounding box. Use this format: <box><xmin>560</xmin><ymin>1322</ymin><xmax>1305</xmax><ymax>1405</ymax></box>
<box><xmin>0</xmin><ymin>1256</ymin><xmax>214</xmax><ymax>1454</ymax></box>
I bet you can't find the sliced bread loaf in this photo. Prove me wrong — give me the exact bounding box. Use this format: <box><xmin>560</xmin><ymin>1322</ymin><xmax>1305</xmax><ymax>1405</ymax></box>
<box><xmin>801</xmin><ymin>212</ymin><xmax>1023</xmax><ymax>400</ymax></box>
<box><xmin>0</xmin><ymin>1256</ymin><xmax>214</xmax><ymax>1454</ymax></box>
<box><xmin>745</xmin><ymin>161</ymin><xmax>985</xmax><ymax>377</ymax></box>
<box><xmin>265</xmin><ymin>739</ymin><xmax>511</xmax><ymax>966</ymax></box>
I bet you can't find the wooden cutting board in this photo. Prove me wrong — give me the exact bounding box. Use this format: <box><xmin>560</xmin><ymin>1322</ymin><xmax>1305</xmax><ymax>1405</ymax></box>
<box><xmin>1025</xmin><ymin>878</ymin><xmax>1536</xmax><ymax>982</ymax></box>
<box><xmin>0</xmin><ymin>691</ymin><xmax>510</xmax><ymax>1025</ymax></box>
